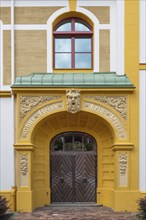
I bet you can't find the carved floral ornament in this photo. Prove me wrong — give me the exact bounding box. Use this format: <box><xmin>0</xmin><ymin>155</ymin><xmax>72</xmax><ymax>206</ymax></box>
<box><xmin>20</xmin><ymin>95</ymin><xmax>62</xmax><ymax>121</ymax></box>
<box><xmin>21</xmin><ymin>102</ymin><xmax>64</xmax><ymax>139</ymax></box>
<box><xmin>119</xmin><ymin>153</ymin><xmax>128</xmax><ymax>187</ymax></box>
<box><xmin>84</xmin><ymin>101</ymin><xmax>127</xmax><ymax>139</ymax></box>
<box><xmin>85</xmin><ymin>96</ymin><xmax>127</xmax><ymax>121</ymax></box>
<box><xmin>66</xmin><ymin>89</ymin><xmax>80</xmax><ymax>114</ymax></box>
<box><xmin>119</xmin><ymin>153</ymin><xmax>128</xmax><ymax>176</ymax></box>
<box><xmin>20</xmin><ymin>154</ymin><xmax>28</xmax><ymax>176</ymax></box>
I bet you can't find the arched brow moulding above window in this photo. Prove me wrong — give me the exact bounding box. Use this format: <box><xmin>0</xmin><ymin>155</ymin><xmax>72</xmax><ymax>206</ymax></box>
<box><xmin>47</xmin><ymin>7</ymin><xmax>99</xmax><ymax>72</ymax></box>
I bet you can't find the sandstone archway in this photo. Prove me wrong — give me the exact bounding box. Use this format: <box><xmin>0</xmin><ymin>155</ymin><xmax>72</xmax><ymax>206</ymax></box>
<box><xmin>30</xmin><ymin>111</ymin><xmax>115</xmax><ymax>208</ymax></box>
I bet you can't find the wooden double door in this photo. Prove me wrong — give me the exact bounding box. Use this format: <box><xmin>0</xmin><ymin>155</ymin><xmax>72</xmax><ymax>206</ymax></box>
<box><xmin>51</xmin><ymin>151</ymin><xmax>97</xmax><ymax>203</ymax></box>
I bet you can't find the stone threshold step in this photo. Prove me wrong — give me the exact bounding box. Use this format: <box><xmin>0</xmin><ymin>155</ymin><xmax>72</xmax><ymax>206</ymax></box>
<box><xmin>48</xmin><ymin>203</ymin><xmax>103</xmax><ymax>207</ymax></box>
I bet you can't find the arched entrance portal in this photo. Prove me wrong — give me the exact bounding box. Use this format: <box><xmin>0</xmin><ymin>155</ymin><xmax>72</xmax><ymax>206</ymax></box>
<box><xmin>50</xmin><ymin>132</ymin><xmax>97</xmax><ymax>203</ymax></box>
<box><xmin>30</xmin><ymin>111</ymin><xmax>115</xmax><ymax>210</ymax></box>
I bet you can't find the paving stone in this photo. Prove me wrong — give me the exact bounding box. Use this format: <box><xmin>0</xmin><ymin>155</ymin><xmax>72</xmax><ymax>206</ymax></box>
<box><xmin>9</xmin><ymin>206</ymin><xmax>138</xmax><ymax>220</ymax></box>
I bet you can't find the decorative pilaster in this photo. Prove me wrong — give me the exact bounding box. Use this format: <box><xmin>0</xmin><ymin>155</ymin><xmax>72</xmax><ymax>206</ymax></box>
<box><xmin>14</xmin><ymin>143</ymin><xmax>35</xmax><ymax>212</ymax></box>
<box><xmin>118</xmin><ymin>153</ymin><xmax>128</xmax><ymax>187</ymax></box>
<box><xmin>112</xmin><ymin>143</ymin><xmax>134</xmax><ymax>189</ymax></box>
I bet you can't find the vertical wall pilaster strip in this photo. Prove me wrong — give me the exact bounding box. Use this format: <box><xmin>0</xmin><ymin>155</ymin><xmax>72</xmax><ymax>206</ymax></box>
<box><xmin>11</xmin><ymin>0</ymin><xmax>14</xmax><ymax>84</ymax></box>
<box><xmin>139</xmin><ymin>0</ymin><xmax>146</xmax><ymax>192</ymax></box>
<box><xmin>139</xmin><ymin>70</ymin><xmax>146</xmax><ymax>191</ymax></box>
<box><xmin>116</xmin><ymin>0</ymin><xmax>124</xmax><ymax>75</ymax></box>
<box><xmin>0</xmin><ymin>20</ymin><xmax>3</xmax><ymax>89</ymax></box>
<box><xmin>11</xmin><ymin>0</ymin><xmax>15</xmax><ymax>187</ymax></box>
<box><xmin>110</xmin><ymin>5</ymin><xmax>116</xmax><ymax>72</ymax></box>
<box><xmin>140</xmin><ymin>0</ymin><xmax>146</xmax><ymax>63</ymax></box>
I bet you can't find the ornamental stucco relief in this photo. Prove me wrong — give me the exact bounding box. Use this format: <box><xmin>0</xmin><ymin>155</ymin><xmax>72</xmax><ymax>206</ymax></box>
<box><xmin>66</xmin><ymin>89</ymin><xmax>80</xmax><ymax>113</ymax></box>
<box><xmin>20</xmin><ymin>95</ymin><xmax>62</xmax><ymax>121</ymax></box>
<box><xmin>21</xmin><ymin>102</ymin><xmax>63</xmax><ymax>139</ymax></box>
<box><xmin>20</xmin><ymin>154</ymin><xmax>28</xmax><ymax>176</ymax></box>
<box><xmin>85</xmin><ymin>96</ymin><xmax>127</xmax><ymax>121</ymax></box>
<box><xmin>84</xmin><ymin>101</ymin><xmax>127</xmax><ymax>139</ymax></box>
<box><xmin>119</xmin><ymin>153</ymin><xmax>128</xmax><ymax>187</ymax></box>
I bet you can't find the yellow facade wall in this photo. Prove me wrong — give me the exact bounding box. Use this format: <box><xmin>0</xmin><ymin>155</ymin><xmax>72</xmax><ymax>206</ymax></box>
<box><xmin>0</xmin><ymin>7</ymin><xmax>11</xmax><ymax>24</ymax></box>
<box><xmin>31</xmin><ymin>111</ymin><xmax>114</xmax><ymax>209</ymax></box>
<box><xmin>0</xmin><ymin>187</ymin><xmax>16</xmax><ymax>211</ymax></box>
<box><xmin>83</xmin><ymin>7</ymin><xmax>110</xmax><ymax>24</ymax></box>
<box><xmin>15</xmin><ymin>31</ymin><xmax>47</xmax><ymax>77</ymax></box>
<box><xmin>3</xmin><ymin>30</ymin><xmax>11</xmax><ymax>85</ymax></box>
<box><xmin>14</xmin><ymin>7</ymin><xmax>62</xmax><ymax>24</ymax></box>
<box><xmin>125</xmin><ymin>0</ymin><xmax>139</xmax><ymax>194</ymax></box>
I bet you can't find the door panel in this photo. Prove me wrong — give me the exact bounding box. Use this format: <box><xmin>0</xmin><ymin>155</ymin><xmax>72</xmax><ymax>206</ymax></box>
<box><xmin>75</xmin><ymin>154</ymin><xmax>96</xmax><ymax>202</ymax></box>
<box><xmin>51</xmin><ymin>153</ymin><xmax>96</xmax><ymax>203</ymax></box>
<box><xmin>51</xmin><ymin>154</ymin><xmax>73</xmax><ymax>202</ymax></box>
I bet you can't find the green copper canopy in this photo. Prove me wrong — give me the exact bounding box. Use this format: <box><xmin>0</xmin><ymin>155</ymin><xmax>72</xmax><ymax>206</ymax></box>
<box><xmin>12</xmin><ymin>72</ymin><xmax>135</xmax><ymax>88</ymax></box>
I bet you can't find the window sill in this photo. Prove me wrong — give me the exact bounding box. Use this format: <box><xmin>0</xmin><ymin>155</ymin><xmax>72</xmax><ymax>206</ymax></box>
<box><xmin>53</xmin><ymin>69</ymin><xmax>94</xmax><ymax>74</ymax></box>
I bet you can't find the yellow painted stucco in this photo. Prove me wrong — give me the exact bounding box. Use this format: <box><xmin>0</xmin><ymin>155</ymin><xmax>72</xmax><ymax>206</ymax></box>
<box><xmin>139</xmin><ymin>63</ymin><xmax>146</xmax><ymax>70</ymax></box>
<box><xmin>0</xmin><ymin>0</ymin><xmax>140</xmax><ymax>213</ymax></box>
<box><xmin>11</xmin><ymin>84</ymin><xmax>140</xmax><ymax>212</ymax></box>
<box><xmin>0</xmin><ymin>187</ymin><xmax>17</xmax><ymax>211</ymax></box>
<box><xmin>69</xmin><ymin>0</ymin><xmax>77</xmax><ymax>11</ymax></box>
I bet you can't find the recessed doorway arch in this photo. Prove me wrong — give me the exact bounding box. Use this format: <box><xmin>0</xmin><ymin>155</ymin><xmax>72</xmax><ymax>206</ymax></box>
<box><xmin>31</xmin><ymin>111</ymin><xmax>115</xmax><ymax>209</ymax></box>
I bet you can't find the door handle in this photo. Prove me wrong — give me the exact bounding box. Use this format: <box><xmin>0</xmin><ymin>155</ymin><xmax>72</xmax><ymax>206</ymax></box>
<box><xmin>59</xmin><ymin>175</ymin><xmax>64</xmax><ymax>183</ymax></box>
<box><xmin>81</xmin><ymin>175</ymin><xmax>87</xmax><ymax>183</ymax></box>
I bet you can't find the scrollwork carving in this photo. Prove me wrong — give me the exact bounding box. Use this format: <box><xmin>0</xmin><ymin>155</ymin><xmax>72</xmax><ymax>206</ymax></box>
<box><xmin>20</xmin><ymin>96</ymin><xmax>62</xmax><ymax>120</ymax></box>
<box><xmin>20</xmin><ymin>154</ymin><xmax>28</xmax><ymax>176</ymax></box>
<box><xmin>119</xmin><ymin>153</ymin><xmax>128</xmax><ymax>187</ymax></box>
<box><xmin>21</xmin><ymin>102</ymin><xmax>63</xmax><ymax>139</ymax></box>
<box><xmin>84</xmin><ymin>101</ymin><xmax>127</xmax><ymax>139</ymax></box>
<box><xmin>85</xmin><ymin>96</ymin><xmax>127</xmax><ymax>120</ymax></box>
<box><xmin>119</xmin><ymin>154</ymin><xmax>128</xmax><ymax>176</ymax></box>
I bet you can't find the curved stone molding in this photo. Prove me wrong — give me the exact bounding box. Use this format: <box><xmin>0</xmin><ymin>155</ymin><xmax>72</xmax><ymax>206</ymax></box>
<box><xmin>20</xmin><ymin>95</ymin><xmax>62</xmax><ymax>121</ymax></box>
<box><xmin>66</xmin><ymin>89</ymin><xmax>80</xmax><ymax>113</ymax></box>
<box><xmin>84</xmin><ymin>101</ymin><xmax>127</xmax><ymax>139</ymax></box>
<box><xmin>20</xmin><ymin>154</ymin><xmax>28</xmax><ymax>176</ymax></box>
<box><xmin>21</xmin><ymin>102</ymin><xmax>63</xmax><ymax>139</ymax></box>
<box><xmin>85</xmin><ymin>96</ymin><xmax>127</xmax><ymax>121</ymax></box>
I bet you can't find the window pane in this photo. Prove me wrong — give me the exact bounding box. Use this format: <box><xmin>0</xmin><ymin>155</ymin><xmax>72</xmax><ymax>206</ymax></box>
<box><xmin>75</xmin><ymin>22</ymin><xmax>90</xmax><ymax>31</ymax></box>
<box><xmin>75</xmin><ymin>53</ymin><xmax>91</xmax><ymax>68</ymax></box>
<box><xmin>56</xmin><ymin>22</ymin><xmax>71</xmax><ymax>31</ymax></box>
<box><xmin>54</xmin><ymin>138</ymin><xmax>63</xmax><ymax>151</ymax></box>
<box><xmin>55</xmin><ymin>53</ymin><xmax>71</xmax><ymax>68</ymax></box>
<box><xmin>55</xmin><ymin>39</ymin><xmax>71</xmax><ymax>52</ymax></box>
<box><xmin>75</xmin><ymin>38</ymin><xmax>91</xmax><ymax>52</ymax></box>
<box><xmin>64</xmin><ymin>135</ymin><xmax>73</xmax><ymax>151</ymax></box>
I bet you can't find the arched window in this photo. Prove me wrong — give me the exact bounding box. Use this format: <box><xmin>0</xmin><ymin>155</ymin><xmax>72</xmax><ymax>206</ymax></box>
<box><xmin>53</xmin><ymin>18</ymin><xmax>93</xmax><ymax>69</ymax></box>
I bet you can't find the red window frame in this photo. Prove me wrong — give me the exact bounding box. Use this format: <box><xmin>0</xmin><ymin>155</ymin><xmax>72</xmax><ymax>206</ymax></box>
<box><xmin>53</xmin><ymin>18</ymin><xmax>93</xmax><ymax>69</ymax></box>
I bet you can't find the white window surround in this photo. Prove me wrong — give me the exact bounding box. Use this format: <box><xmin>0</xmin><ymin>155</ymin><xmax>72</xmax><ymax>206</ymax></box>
<box><xmin>0</xmin><ymin>0</ymin><xmax>69</xmax><ymax>7</ymax></box>
<box><xmin>0</xmin><ymin>1</ymin><xmax>125</xmax><ymax>88</ymax></box>
<box><xmin>47</xmin><ymin>3</ymin><xmax>124</xmax><ymax>74</ymax></box>
<box><xmin>77</xmin><ymin>0</ymin><xmax>124</xmax><ymax>75</ymax></box>
<box><xmin>47</xmin><ymin>7</ymin><xmax>116</xmax><ymax>72</ymax></box>
<box><xmin>47</xmin><ymin>6</ymin><xmax>100</xmax><ymax>72</ymax></box>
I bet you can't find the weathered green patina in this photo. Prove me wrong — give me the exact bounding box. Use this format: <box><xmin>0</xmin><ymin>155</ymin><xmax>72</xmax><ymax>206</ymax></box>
<box><xmin>12</xmin><ymin>72</ymin><xmax>135</xmax><ymax>88</ymax></box>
